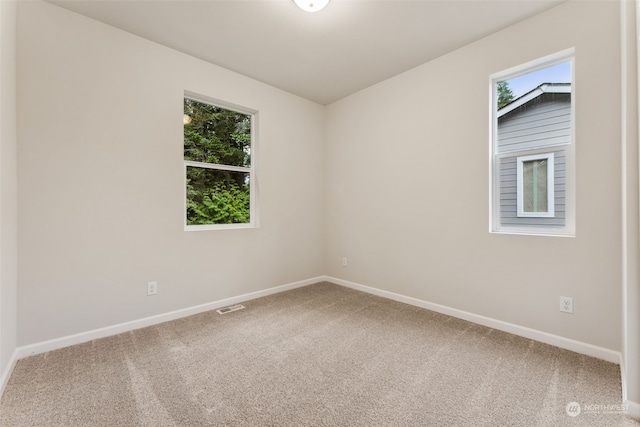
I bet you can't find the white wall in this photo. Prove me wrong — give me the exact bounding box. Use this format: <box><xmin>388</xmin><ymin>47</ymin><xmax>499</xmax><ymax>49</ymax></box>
<box><xmin>623</xmin><ymin>0</ymin><xmax>640</xmax><ymax>413</ymax></box>
<box><xmin>0</xmin><ymin>0</ymin><xmax>18</xmax><ymax>386</ymax></box>
<box><xmin>325</xmin><ymin>1</ymin><xmax>622</xmax><ymax>351</ymax></box>
<box><xmin>16</xmin><ymin>1</ymin><xmax>325</xmax><ymax>346</ymax></box>
<box><xmin>14</xmin><ymin>0</ymin><xmax>639</xmax><ymax>406</ymax></box>
<box><xmin>10</xmin><ymin>0</ymin><xmax>640</xmax><ymax>414</ymax></box>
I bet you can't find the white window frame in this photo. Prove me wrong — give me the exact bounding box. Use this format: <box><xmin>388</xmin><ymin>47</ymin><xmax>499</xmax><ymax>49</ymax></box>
<box><xmin>489</xmin><ymin>48</ymin><xmax>575</xmax><ymax>237</ymax></box>
<box><xmin>184</xmin><ymin>91</ymin><xmax>259</xmax><ymax>231</ymax></box>
<box><xmin>516</xmin><ymin>152</ymin><xmax>554</xmax><ymax>218</ymax></box>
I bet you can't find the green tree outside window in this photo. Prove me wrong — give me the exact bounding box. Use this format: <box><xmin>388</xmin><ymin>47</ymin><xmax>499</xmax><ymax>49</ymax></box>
<box><xmin>184</xmin><ymin>98</ymin><xmax>252</xmax><ymax>226</ymax></box>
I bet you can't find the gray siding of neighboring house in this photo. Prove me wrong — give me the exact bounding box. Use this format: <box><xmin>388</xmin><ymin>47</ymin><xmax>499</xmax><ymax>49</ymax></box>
<box><xmin>497</xmin><ymin>93</ymin><xmax>570</xmax><ymax>228</ymax></box>
<box><xmin>498</xmin><ymin>93</ymin><xmax>571</xmax><ymax>153</ymax></box>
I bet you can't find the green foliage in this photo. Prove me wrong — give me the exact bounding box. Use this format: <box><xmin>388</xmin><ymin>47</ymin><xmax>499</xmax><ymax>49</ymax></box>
<box><xmin>184</xmin><ymin>99</ymin><xmax>252</xmax><ymax>225</ymax></box>
<box><xmin>186</xmin><ymin>181</ymin><xmax>250</xmax><ymax>225</ymax></box>
<box><xmin>497</xmin><ymin>81</ymin><xmax>514</xmax><ymax>109</ymax></box>
<box><xmin>183</xmin><ymin>99</ymin><xmax>251</xmax><ymax>167</ymax></box>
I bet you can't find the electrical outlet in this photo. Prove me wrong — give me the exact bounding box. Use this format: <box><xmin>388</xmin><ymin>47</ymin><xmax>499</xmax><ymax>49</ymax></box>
<box><xmin>147</xmin><ymin>282</ymin><xmax>157</xmax><ymax>296</ymax></box>
<box><xmin>342</xmin><ymin>257</ymin><xmax>348</xmax><ymax>267</ymax></box>
<box><xmin>560</xmin><ymin>296</ymin><xmax>573</xmax><ymax>313</ymax></box>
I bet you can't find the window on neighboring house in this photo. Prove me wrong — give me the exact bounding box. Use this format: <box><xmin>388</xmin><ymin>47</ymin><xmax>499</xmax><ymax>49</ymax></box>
<box><xmin>490</xmin><ymin>50</ymin><xmax>574</xmax><ymax>236</ymax></box>
<box><xmin>517</xmin><ymin>153</ymin><xmax>554</xmax><ymax>217</ymax></box>
<box><xmin>183</xmin><ymin>92</ymin><xmax>257</xmax><ymax>230</ymax></box>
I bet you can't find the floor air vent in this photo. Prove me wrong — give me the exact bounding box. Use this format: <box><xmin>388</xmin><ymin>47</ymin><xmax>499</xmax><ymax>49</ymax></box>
<box><xmin>216</xmin><ymin>304</ymin><xmax>245</xmax><ymax>314</ymax></box>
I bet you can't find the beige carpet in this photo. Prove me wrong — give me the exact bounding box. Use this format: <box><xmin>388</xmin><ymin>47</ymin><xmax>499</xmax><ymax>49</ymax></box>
<box><xmin>0</xmin><ymin>282</ymin><xmax>638</xmax><ymax>426</ymax></box>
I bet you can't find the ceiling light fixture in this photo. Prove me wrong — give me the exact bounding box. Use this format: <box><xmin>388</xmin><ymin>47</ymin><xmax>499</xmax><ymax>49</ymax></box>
<box><xmin>293</xmin><ymin>0</ymin><xmax>330</xmax><ymax>13</ymax></box>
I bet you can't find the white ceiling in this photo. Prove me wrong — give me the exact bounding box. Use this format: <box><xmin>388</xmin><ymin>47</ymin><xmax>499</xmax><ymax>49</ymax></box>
<box><xmin>48</xmin><ymin>0</ymin><xmax>565</xmax><ymax>105</ymax></box>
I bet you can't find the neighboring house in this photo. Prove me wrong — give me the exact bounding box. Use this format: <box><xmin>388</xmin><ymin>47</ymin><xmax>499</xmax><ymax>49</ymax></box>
<box><xmin>497</xmin><ymin>83</ymin><xmax>571</xmax><ymax>229</ymax></box>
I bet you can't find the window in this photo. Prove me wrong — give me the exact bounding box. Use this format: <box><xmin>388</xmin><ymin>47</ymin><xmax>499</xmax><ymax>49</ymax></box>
<box><xmin>183</xmin><ymin>92</ymin><xmax>257</xmax><ymax>230</ymax></box>
<box><xmin>490</xmin><ymin>49</ymin><xmax>574</xmax><ymax>236</ymax></box>
<box><xmin>517</xmin><ymin>153</ymin><xmax>554</xmax><ymax>217</ymax></box>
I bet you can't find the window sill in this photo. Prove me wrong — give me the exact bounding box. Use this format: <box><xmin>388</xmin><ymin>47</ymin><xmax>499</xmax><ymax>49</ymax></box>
<box><xmin>490</xmin><ymin>228</ymin><xmax>575</xmax><ymax>238</ymax></box>
<box><xmin>185</xmin><ymin>223</ymin><xmax>258</xmax><ymax>232</ymax></box>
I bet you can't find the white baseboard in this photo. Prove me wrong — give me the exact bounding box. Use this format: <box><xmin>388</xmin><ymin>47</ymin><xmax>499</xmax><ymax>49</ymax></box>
<box><xmin>4</xmin><ymin>275</ymin><xmax>631</xmax><ymax>408</ymax></box>
<box><xmin>11</xmin><ymin>274</ymin><xmax>623</xmax><ymax>366</ymax></box>
<box><xmin>621</xmin><ymin>354</ymin><xmax>640</xmax><ymax>419</ymax></box>
<box><xmin>0</xmin><ymin>349</ymin><xmax>18</xmax><ymax>398</ymax></box>
<box><xmin>325</xmin><ymin>276</ymin><xmax>621</xmax><ymax>364</ymax></box>
<box><xmin>16</xmin><ymin>276</ymin><xmax>324</xmax><ymax>359</ymax></box>
<box><xmin>625</xmin><ymin>400</ymin><xmax>640</xmax><ymax>420</ymax></box>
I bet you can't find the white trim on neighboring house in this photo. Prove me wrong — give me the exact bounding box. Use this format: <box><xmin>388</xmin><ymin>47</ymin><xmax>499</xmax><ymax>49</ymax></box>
<box><xmin>516</xmin><ymin>152</ymin><xmax>555</xmax><ymax>217</ymax></box>
<box><xmin>498</xmin><ymin>83</ymin><xmax>571</xmax><ymax>118</ymax></box>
